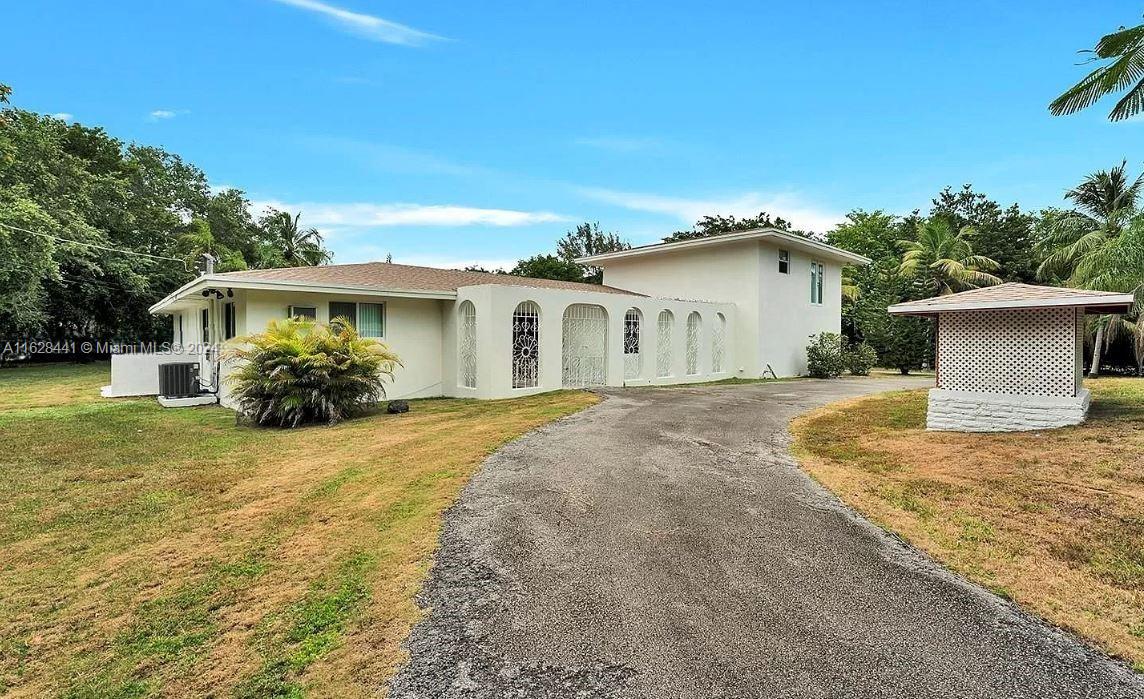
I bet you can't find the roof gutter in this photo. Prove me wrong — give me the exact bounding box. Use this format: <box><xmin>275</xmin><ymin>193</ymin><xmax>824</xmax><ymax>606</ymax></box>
<box><xmin>576</xmin><ymin>228</ymin><xmax>871</xmax><ymax>266</ymax></box>
<box><xmin>149</xmin><ymin>276</ymin><xmax>457</xmax><ymax>314</ymax></box>
<box><xmin>888</xmin><ymin>293</ymin><xmax>1136</xmax><ymax>316</ymax></box>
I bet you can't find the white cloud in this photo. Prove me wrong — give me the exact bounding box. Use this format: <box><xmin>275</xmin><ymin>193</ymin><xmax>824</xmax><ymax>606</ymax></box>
<box><xmin>578</xmin><ymin>187</ymin><xmax>845</xmax><ymax>234</ymax></box>
<box><xmin>148</xmin><ymin>109</ymin><xmax>188</xmax><ymax>121</ymax></box>
<box><xmin>50</xmin><ymin>112</ymin><xmax>73</xmax><ymax>121</ymax></box>
<box><xmin>269</xmin><ymin>0</ymin><xmax>446</xmax><ymax>46</ymax></box>
<box><xmin>573</xmin><ymin>136</ymin><xmax>659</xmax><ymax>152</ymax></box>
<box><xmin>250</xmin><ymin>200</ymin><xmax>567</xmax><ymax>227</ymax></box>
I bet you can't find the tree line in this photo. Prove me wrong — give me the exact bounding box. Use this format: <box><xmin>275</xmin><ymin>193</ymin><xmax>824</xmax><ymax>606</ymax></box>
<box><xmin>0</xmin><ymin>84</ymin><xmax>331</xmax><ymax>344</ymax></box>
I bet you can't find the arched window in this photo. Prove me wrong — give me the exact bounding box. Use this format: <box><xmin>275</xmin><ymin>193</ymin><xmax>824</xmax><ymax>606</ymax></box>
<box><xmin>686</xmin><ymin>311</ymin><xmax>702</xmax><ymax>375</ymax></box>
<box><xmin>458</xmin><ymin>301</ymin><xmax>477</xmax><ymax>388</ymax></box>
<box><xmin>623</xmin><ymin>308</ymin><xmax>642</xmax><ymax>381</ymax></box>
<box><xmin>711</xmin><ymin>312</ymin><xmax>726</xmax><ymax>373</ymax></box>
<box><xmin>562</xmin><ymin>304</ymin><xmax>608</xmax><ymax>387</ymax></box>
<box><xmin>512</xmin><ymin>301</ymin><xmax>540</xmax><ymax>388</ymax></box>
<box><xmin>656</xmin><ymin>310</ymin><xmax>674</xmax><ymax>378</ymax></box>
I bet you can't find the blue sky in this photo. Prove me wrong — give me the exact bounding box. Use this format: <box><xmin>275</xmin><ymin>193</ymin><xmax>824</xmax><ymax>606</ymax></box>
<box><xmin>4</xmin><ymin>1</ymin><xmax>1142</xmax><ymax>268</ymax></box>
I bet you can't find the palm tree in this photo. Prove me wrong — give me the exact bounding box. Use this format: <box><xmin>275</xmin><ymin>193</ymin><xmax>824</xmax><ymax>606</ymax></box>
<box><xmin>897</xmin><ymin>219</ymin><xmax>1002</xmax><ymax>297</ymax></box>
<box><xmin>261</xmin><ymin>210</ymin><xmax>331</xmax><ymax>267</ymax></box>
<box><xmin>1050</xmin><ymin>22</ymin><xmax>1144</xmax><ymax>121</ymax></box>
<box><xmin>1038</xmin><ymin>163</ymin><xmax>1144</xmax><ymax>375</ymax></box>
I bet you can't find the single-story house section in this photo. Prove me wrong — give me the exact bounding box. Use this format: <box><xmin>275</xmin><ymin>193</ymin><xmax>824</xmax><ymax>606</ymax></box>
<box><xmin>104</xmin><ymin>228</ymin><xmax>867</xmax><ymax>407</ymax></box>
<box><xmin>889</xmin><ymin>283</ymin><xmax>1135</xmax><ymax>432</ymax></box>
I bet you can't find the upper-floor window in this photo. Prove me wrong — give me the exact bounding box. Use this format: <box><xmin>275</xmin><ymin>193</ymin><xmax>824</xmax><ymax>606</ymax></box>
<box><xmin>810</xmin><ymin>262</ymin><xmax>825</xmax><ymax>304</ymax></box>
<box><xmin>778</xmin><ymin>249</ymin><xmax>790</xmax><ymax>274</ymax></box>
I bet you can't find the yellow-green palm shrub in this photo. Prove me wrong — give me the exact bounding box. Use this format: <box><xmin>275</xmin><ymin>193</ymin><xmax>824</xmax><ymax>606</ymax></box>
<box><xmin>225</xmin><ymin>317</ymin><xmax>401</xmax><ymax>427</ymax></box>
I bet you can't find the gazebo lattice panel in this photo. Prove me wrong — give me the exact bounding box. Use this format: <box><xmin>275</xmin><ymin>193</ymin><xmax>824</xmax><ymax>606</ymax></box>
<box><xmin>937</xmin><ymin>307</ymin><xmax>1077</xmax><ymax>398</ymax></box>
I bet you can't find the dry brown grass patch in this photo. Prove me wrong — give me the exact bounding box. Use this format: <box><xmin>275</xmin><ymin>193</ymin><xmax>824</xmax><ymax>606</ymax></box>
<box><xmin>0</xmin><ymin>363</ymin><xmax>597</xmax><ymax>696</ymax></box>
<box><xmin>791</xmin><ymin>378</ymin><xmax>1144</xmax><ymax>670</ymax></box>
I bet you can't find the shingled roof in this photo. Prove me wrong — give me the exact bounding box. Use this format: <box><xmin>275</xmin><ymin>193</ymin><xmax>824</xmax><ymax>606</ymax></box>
<box><xmin>888</xmin><ymin>283</ymin><xmax>1135</xmax><ymax>315</ymax></box>
<box><xmin>210</xmin><ymin>261</ymin><xmax>641</xmax><ymax>296</ymax></box>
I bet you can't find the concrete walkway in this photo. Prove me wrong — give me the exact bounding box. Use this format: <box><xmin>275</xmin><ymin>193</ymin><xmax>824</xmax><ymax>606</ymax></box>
<box><xmin>390</xmin><ymin>377</ymin><xmax>1143</xmax><ymax>699</ymax></box>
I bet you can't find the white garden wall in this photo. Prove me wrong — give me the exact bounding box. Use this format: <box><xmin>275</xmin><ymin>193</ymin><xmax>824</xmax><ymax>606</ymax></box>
<box><xmin>449</xmin><ymin>284</ymin><xmax>736</xmax><ymax>400</ymax></box>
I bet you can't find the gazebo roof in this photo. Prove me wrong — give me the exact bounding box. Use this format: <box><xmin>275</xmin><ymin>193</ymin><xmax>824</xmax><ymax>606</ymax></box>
<box><xmin>888</xmin><ymin>283</ymin><xmax>1135</xmax><ymax>316</ymax></box>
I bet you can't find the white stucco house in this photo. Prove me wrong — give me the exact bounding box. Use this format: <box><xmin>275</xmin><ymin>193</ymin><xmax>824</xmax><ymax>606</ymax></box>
<box><xmin>103</xmin><ymin>228</ymin><xmax>867</xmax><ymax>407</ymax></box>
<box><xmin>889</xmin><ymin>283</ymin><xmax>1135</xmax><ymax>432</ymax></box>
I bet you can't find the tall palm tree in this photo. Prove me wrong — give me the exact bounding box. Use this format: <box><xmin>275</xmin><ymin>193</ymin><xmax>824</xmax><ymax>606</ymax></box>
<box><xmin>1038</xmin><ymin>163</ymin><xmax>1144</xmax><ymax>375</ymax></box>
<box><xmin>1051</xmin><ymin>22</ymin><xmax>1144</xmax><ymax>121</ymax></box>
<box><xmin>262</xmin><ymin>210</ymin><xmax>331</xmax><ymax>267</ymax></box>
<box><xmin>897</xmin><ymin>219</ymin><xmax>1002</xmax><ymax>297</ymax></box>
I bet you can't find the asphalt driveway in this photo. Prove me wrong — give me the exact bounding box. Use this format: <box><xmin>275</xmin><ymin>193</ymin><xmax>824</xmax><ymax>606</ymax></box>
<box><xmin>389</xmin><ymin>377</ymin><xmax>1144</xmax><ymax>699</ymax></box>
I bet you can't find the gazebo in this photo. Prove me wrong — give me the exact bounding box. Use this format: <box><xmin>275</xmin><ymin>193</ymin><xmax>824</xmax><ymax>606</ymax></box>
<box><xmin>888</xmin><ymin>283</ymin><xmax>1135</xmax><ymax>432</ymax></box>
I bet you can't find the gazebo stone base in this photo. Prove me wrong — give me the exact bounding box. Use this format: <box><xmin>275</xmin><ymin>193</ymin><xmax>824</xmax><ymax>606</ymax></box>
<box><xmin>926</xmin><ymin>388</ymin><xmax>1091</xmax><ymax>433</ymax></box>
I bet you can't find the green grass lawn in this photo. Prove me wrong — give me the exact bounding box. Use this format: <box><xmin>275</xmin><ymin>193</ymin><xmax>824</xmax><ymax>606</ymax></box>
<box><xmin>0</xmin><ymin>363</ymin><xmax>597</xmax><ymax>697</ymax></box>
<box><xmin>792</xmin><ymin>378</ymin><xmax>1144</xmax><ymax>671</ymax></box>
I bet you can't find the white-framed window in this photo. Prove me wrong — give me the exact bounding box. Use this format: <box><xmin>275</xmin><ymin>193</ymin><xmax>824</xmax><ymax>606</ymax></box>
<box><xmin>201</xmin><ymin>308</ymin><xmax>211</xmax><ymax>343</ymax></box>
<box><xmin>327</xmin><ymin>301</ymin><xmax>385</xmax><ymax>337</ymax></box>
<box><xmin>288</xmin><ymin>305</ymin><xmax>317</xmax><ymax>320</ymax></box>
<box><xmin>810</xmin><ymin>262</ymin><xmax>824</xmax><ymax>305</ymax></box>
<box><xmin>778</xmin><ymin>249</ymin><xmax>790</xmax><ymax>274</ymax></box>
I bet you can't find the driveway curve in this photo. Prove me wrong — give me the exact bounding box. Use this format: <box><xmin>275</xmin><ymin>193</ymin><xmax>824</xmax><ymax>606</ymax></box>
<box><xmin>389</xmin><ymin>377</ymin><xmax>1143</xmax><ymax>699</ymax></box>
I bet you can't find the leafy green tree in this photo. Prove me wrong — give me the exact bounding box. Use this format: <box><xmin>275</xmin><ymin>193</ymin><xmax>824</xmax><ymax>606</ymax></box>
<box><xmin>1037</xmin><ymin>162</ymin><xmax>1142</xmax><ymax>280</ymax></box>
<box><xmin>879</xmin><ymin>315</ymin><xmax>934</xmax><ymax>375</ymax></box>
<box><xmin>898</xmin><ymin>219</ymin><xmax>1002</xmax><ymax>296</ymax></box>
<box><xmin>828</xmin><ymin>211</ymin><xmax>919</xmax><ymax>365</ymax></box>
<box><xmin>556</xmin><ymin>222</ymin><xmax>629</xmax><ymax>283</ymax></box>
<box><xmin>509</xmin><ymin>254</ymin><xmax>586</xmax><ymax>282</ymax></box>
<box><xmin>663</xmin><ymin>211</ymin><xmax>806</xmax><ymax>243</ymax></box>
<box><xmin>0</xmin><ymin>189</ymin><xmax>57</xmax><ymax>334</ymax></box>
<box><xmin>175</xmin><ymin>218</ymin><xmax>248</xmax><ymax>272</ymax></box>
<box><xmin>205</xmin><ymin>188</ymin><xmax>263</xmax><ymax>265</ymax></box>
<box><xmin>258</xmin><ymin>210</ymin><xmax>332</xmax><ymax>267</ymax></box>
<box><xmin>1051</xmin><ymin>21</ymin><xmax>1144</xmax><ymax>121</ymax></box>
<box><xmin>931</xmin><ymin>185</ymin><xmax>1037</xmax><ymax>282</ymax></box>
<box><xmin>1037</xmin><ymin>163</ymin><xmax>1143</xmax><ymax>375</ymax></box>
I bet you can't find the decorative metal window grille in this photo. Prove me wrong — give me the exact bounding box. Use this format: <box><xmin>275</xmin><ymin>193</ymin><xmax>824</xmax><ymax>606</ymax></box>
<box><xmin>512</xmin><ymin>301</ymin><xmax>540</xmax><ymax>389</ymax></box>
<box><xmin>937</xmin><ymin>308</ymin><xmax>1076</xmax><ymax>398</ymax></box>
<box><xmin>562</xmin><ymin>304</ymin><xmax>608</xmax><ymax>388</ymax></box>
<box><xmin>657</xmin><ymin>310</ymin><xmax>674</xmax><ymax>377</ymax></box>
<box><xmin>711</xmin><ymin>312</ymin><xmax>726</xmax><ymax>373</ymax></box>
<box><xmin>458</xmin><ymin>301</ymin><xmax>477</xmax><ymax>389</ymax></box>
<box><xmin>623</xmin><ymin>308</ymin><xmax>642</xmax><ymax>380</ymax></box>
<box><xmin>685</xmin><ymin>312</ymin><xmax>701</xmax><ymax>375</ymax></box>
